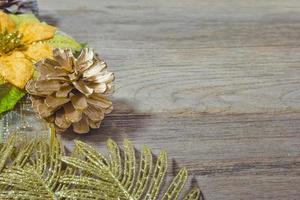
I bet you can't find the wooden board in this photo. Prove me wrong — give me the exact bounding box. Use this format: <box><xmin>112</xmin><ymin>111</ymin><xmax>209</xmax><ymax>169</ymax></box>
<box><xmin>39</xmin><ymin>0</ymin><xmax>300</xmax><ymax>199</ymax></box>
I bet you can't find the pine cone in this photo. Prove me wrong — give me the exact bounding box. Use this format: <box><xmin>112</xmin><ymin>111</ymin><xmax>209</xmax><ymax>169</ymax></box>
<box><xmin>0</xmin><ymin>0</ymin><xmax>38</xmax><ymax>14</ymax></box>
<box><xmin>26</xmin><ymin>48</ymin><xmax>115</xmax><ymax>134</ymax></box>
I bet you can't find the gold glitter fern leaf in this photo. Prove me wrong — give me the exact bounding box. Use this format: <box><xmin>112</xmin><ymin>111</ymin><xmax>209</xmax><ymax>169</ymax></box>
<box><xmin>58</xmin><ymin>139</ymin><xmax>200</xmax><ymax>200</ymax></box>
<box><xmin>0</xmin><ymin>133</ymin><xmax>201</xmax><ymax>200</ymax></box>
<box><xmin>0</xmin><ymin>134</ymin><xmax>67</xmax><ymax>199</ymax></box>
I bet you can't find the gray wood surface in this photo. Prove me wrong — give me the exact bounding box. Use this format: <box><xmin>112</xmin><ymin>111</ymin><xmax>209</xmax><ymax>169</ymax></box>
<box><xmin>39</xmin><ymin>0</ymin><xmax>300</xmax><ymax>199</ymax></box>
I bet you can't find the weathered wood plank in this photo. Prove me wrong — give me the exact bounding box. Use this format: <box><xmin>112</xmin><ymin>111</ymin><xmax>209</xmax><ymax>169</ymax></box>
<box><xmin>38</xmin><ymin>1</ymin><xmax>300</xmax><ymax>114</ymax></box>
<box><xmin>61</xmin><ymin>112</ymin><xmax>300</xmax><ymax>199</ymax></box>
<box><xmin>38</xmin><ymin>0</ymin><xmax>300</xmax><ymax>199</ymax></box>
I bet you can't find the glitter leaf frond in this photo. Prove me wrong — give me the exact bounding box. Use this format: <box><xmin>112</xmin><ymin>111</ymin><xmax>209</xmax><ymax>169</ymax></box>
<box><xmin>0</xmin><ymin>134</ymin><xmax>65</xmax><ymax>199</ymax></box>
<box><xmin>0</xmin><ymin>133</ymin><xmax>201</xmax><ymax>199</ymax></box>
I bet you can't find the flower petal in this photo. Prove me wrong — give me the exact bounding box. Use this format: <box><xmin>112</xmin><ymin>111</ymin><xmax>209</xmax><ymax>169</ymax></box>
<box><xmin>18</xmin><ymin>21</ymin><xmax>56</xmax><ymax>44</ymax></box>
<box><xmin>0</xmin><ymin>51</ymin><xmax>33</xmax><ymax>88</ymax></box>
<box><xmin>23</xmin><ymin>42</ymin><xmax>53</xmax><ymax>61</ymax></box>
<box><xmin>0</xmin><ymin>11</ymin><xmax>15</xmax><ymax>32</ymax></box>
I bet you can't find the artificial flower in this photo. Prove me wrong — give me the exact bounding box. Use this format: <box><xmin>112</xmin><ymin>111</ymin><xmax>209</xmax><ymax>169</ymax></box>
<box><xmin>0</xmin><ymin>11</ymin><xmax>55</xmax><ymax>89</ymax></box>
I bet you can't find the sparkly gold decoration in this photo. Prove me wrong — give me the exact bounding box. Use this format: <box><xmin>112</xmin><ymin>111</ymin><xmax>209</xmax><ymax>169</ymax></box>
<box><xmin>0</xmin><ymin>131</ymin><xmax>201</xmax><ymax>199</ymax></box>
<box><xmin>0</xmin><ymin>30</ymin><xmax>23</xmax><ymax>55</ymax></box>
<box><xmin>26</xmin><ymin>48</ymin><xmax>115</xmax><ymax>134</ymax></box>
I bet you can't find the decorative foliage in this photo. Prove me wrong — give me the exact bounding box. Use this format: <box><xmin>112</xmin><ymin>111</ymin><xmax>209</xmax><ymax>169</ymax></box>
<box><xmin>45</xmin><ymin>32</ymin><xmax>82</xmax><ymax>52</ymax></box>
<box><xmin>0</xmin><ymin>82</ymin><xmax>25</xmax><ymax>113</ymax></box>
<box><xmin>0</xmin><ymin>134</ymin><xmax>64</xmax><ymax>198</ymax></box>
<box><xmin>26</xmin><ymin>48</ymin><xmax>115</xmax><ymax>134</ymax></box>
<box><xmin>0</xmin><ymin>132</ymin><xmax>201</xmax><ymax>199</ymax></box>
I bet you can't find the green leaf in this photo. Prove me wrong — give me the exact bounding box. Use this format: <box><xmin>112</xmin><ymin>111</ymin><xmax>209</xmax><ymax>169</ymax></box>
<box><xmin>45</xmin><ymin>32</ymin><xmax>82</xmax><ymax>51</ymax></box>
<box><xmin>9</xmin><ymin>13</ymin><xmax>40</xmax><ymax>27</ymax></box>
<box><xmin>0</xmin><ymin>83</ymin><xmax>25</xmax><ymax>114</ymax></box>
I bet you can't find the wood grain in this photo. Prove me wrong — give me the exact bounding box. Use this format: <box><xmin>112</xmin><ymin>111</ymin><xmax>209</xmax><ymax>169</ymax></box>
<box><xmin>39</xmin><ymin>0</ymin><xmax>300</xmax><ymax>199</ymax></box>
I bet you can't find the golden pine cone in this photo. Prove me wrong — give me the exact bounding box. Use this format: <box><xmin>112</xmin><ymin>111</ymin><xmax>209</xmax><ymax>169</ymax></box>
<box><xmin>26</xmin><ymin>48</ymin><xmax>115</xmax><ymax>134</ymax></box>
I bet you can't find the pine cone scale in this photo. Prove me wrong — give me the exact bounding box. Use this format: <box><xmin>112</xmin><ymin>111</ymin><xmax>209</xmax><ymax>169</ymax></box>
<box><xmin>83</xmin><ymin>106</ymin><xmax>104</xmax><ymax>122</ymax></box>
<box><xmin>82</xmin><ymin>61</ymin><xmax>107</xmax><ymax>79</ymax></box>
<box><xmin>90</xmin><ymin>94</ymin><xmax>113</xmax><ymax>108</ymax></box>
<box><xmin>73</xmin><ymin>115</ymin><xmax>90</xmax><ymax>134</ymax></box>
<box><xmin>37</xmin><ymin>103</ymin><xmax>55</xmax><ymax>118</ymax></box>
<box><xmin>89</xmin><ymin>120</ymin><xmax>101</xmax><ymax>129</ymax></box>
<box><xmin>88</xmin><ymin>82</ymin><xmax>107</xmax><ymax>93</ymax></box>
<box><xmin>104</xmin><ymin>106</ymin><xmax>113</xmax><ymax>114</ymax></box>
<box><xmin>44</xmin><ymin>95</ymin><xmax>70</xmax><ymax>110</ymax></box>
<box><xmin>85</xmin><ymin>72</ymin><xmax>114</xmax><ymax>83</ymax></box>
<box><xmin>73</xmin><ymin>80</ymin><xmax>93</xmax><ymax>96</ymax></box>
<box><xmin>75</xmin><ymin>49</ymin><xmax>95</xmax><ymax>72</ymax></box>
<box><xmin>71</xmin><ymin>94</ymin><xmax>88</xmax><ymax>110</ymax></box>
<box><xmin>55</xmin><ymin>85</ymin><xmax>73</xmax><ymax>98</ymax></box>
<box><xmin>63</xmin><ymin>103</ymin><xmax>82</xmax><ymax>123</ymax></box>
<box><xmin>55</xmin><ymin>109</ymin><xmax>71</xmax><ymax>129</ymax></box>
<box><xmin>37</xmin><ymin>60</ymin><xmax>67</xmax><ymax>79</ymax></box>
<box><xmin>86</xmin><ymin>98</ymin><xmax>111</xmax><ymax>110</ymax></box>
<box><xmin>35</xmin><ymin>80</ymin><xmax>62</xmax><ymax>93</ymax></box>
<box><xmin>53</xmin><ymin>49</ymin><xmax>75</xmax><ymax>72</ymax></box>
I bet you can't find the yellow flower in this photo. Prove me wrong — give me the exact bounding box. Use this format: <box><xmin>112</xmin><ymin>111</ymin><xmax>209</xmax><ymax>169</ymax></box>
<box><xmin>0</xmin><ymin>11</ymin><xmax>56</xmax><ymax>89</ymax></box>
